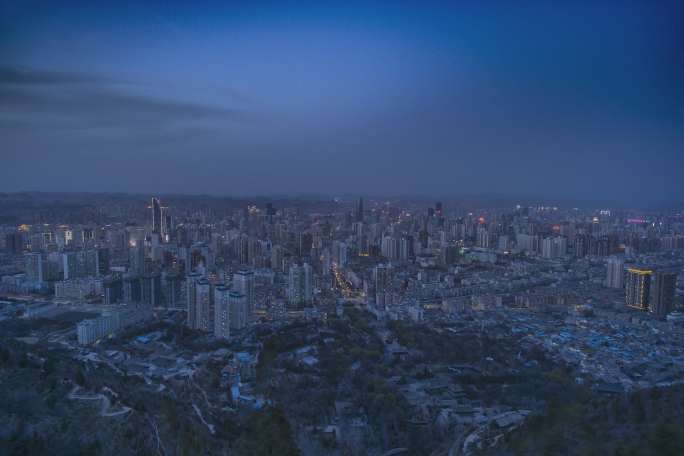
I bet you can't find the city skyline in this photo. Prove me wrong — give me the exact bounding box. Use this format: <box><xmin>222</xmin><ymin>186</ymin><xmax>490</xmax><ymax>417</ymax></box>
<box><xmin>2</xmin><ymin>0</ymin><xmax>683</xmax><ymax>203</ymax></box>
<box><xmin>2</xmin><ymin>2</ymin><xmax>684</xmax><ymax>454</ymax></box>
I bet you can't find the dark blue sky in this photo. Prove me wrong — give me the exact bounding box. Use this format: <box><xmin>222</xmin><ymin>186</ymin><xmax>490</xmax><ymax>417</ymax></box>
<box><xmin>1</xmin><ymin>0</ymin><xmax>682</xmax><ymax>203</ymax></box>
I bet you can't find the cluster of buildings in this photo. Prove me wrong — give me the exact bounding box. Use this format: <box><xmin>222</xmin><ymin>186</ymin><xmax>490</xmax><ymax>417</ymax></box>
<box><xmin>0</xmin><ymin>197</ymin><xmax>682</xmax><ymax>347</ymax></box>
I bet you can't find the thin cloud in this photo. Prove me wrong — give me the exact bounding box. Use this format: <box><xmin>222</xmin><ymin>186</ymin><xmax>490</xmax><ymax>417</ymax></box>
<box><xmin>0</xmin><ymin>66</ymin><xmax>108</xmax><ymax>85</ymax></box>
<box><xmin>0</xmin><ymin>66</ymin><xmax>256</xmax><ymax>131</ymax></box>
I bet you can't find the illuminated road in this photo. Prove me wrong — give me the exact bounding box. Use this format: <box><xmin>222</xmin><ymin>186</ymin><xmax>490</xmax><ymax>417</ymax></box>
<box><xmin>331</xmin><ymin>263</ymin><xmax>357</xmax><ymax>299</ymax></box>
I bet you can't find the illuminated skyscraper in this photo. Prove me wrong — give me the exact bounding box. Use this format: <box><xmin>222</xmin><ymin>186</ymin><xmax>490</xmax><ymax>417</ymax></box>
<box><xmin>625</xmin><ymin>268</ymin><xmax>652</xmax><ymax>311</ymax></box>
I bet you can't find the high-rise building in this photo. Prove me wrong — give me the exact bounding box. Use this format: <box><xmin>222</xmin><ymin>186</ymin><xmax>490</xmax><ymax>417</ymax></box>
<box><xmin>574</xmin><ymin>234</ymin><xmax>590</xmax><ymax>257</ymax></box>
<box><xmin>95</xmin><ymin>247</ymin><xmax>110</xmax><ymax>276</ymax></box>
<box><xmin>476</xmin><ymin>226</ymin><xmax>489</xmax><ymax>248</ymax></box>
<box><xmin>129</xmin><ymin>244</ymin><xmax>146</xmax><ymax>274</ymax></box>
<box><xmin>650</xmin><ymin>271</ymin><xmax>677</xmax><ymax>318</ymax></box>
<box><xmin>381</xmin><ymin>236</ymin><xmax>400</xmax><ymax>260</ymax></box>
<box><xmin>62</xmin><ymin>251</ymin><xmax>86</xmax><ymax>280</ymax></box>
<box><xmin>374</xmin><ymin>264</ymin><xmax>391</xmax><ymax>308</ymax></box>
<box><xmin>151</xmin><ymin>197</ymin><xmax>162</xmax><ymax>234</ymax></box>
<box><xmin>214</xmin><ymin>285</ymin><xmax>231</xmax><ymax>339</ymax></box>
<box><xmin>288</xmin><ymin>263</ymin><xmax>313</xmax><ymax>306</ymax></box>
<box><xmin>104</xmin><ymin>276</ymin><xmax>123</xmax><ymax>305</ymax></box>
<box><xmin>334</xmin><ymin>241</ymin><xmax>348</xmax><ymax>267</ymax></box>
<box><xmin>606</xmin><ymin>256</ymin><xmax>625</xmax><ymax>289</ymax></box>
<box><xmin>400</xmin><ymin>236</ymin><xmax>414</xmax><ymax>262</ymax></box>
<box><xmin>123</xmin><ymin>274</ymin><xmax>142</xmax><ymax>303</ymax></box>
<box><xmin>356</xmin><ymin>197</ymin><xmax>364</xmax><ymax>222</ymax></box>
<box><xmin>271</xmin><ymin>245</ymin><xmax>284</xmax><ymax>272</ymax></box>
<box><xmin>163</xmin><ymin>272</ymin><xmax>184</xmax><ymax>309</ymax></box>
<box><xmin>5</xmin><ymin>232</ymin><xmax>23</xmax><ymax>254</ymax></box>
<box><xmin>542</xmin><ymin>236</ymin><xmax>567</xmax><ymax>259</ymax></box>
<box><xmin>229</xmin><ymin>291</ymin><xmax>247</xmax><ymax>330</ymax></box>
<box><xmin>233</xmin><ymin>269</ymin><xmax>255</xmax><ymax>318</ymax></box>
<box><xmin>24</xmin><ymin>252</ymin><xmax>44</xmax><ymax>284</ymax></box>
<box><xmin>186</xmin><ymin>272</ymin><xmax>200</xmax><ymax>329</ymax></box>
<box><xmin>516</xmin><ymin>233</ymin><xmax>540</xmax><ymax>253</ymax></box>
<box><xmin>497</xmin><ymin>235</ymin><xmax>510</xmax><ymax>252</ymax></box>
<box><xmin>141</xmin><ymin>273</ymin><xmax>163</xmax><ymax>308</ymax></box>
<box><xmin>625</xmin><ymin>268</ymin><xmax>652</xmax><ymax>311</ymax></box>
<box><xmin>195</xmin><ymin>278</ymin><xmax>214</xmax><ymax>332</ymax></box>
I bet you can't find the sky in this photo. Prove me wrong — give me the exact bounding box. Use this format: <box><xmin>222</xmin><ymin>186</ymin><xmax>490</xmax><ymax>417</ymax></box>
<box><xmin>1</xmin><ymin>0</ymin><xmax>682</xmax><ymax>204</ymax></box>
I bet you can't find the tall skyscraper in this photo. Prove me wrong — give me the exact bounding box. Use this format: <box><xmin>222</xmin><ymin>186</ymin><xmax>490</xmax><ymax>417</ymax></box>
<box><xmin>374</xmin><ymin>264</ymin><xmax>391</xmax><ymax>308</ymax></box>
<box><xmin>625</xmin><ymin>268</ymin><xmax>652</xmax><ymax>311</ymax></box>
<box><xmin>151</xmin><ymin>197</ymin><xmax>162</xmax><ymax>234</ymax></box>
<box><xmin>476</xmin><ymin>226</ymin><xmax>489</xmax><ymax>248</ymax></box>
<box><xmin>229</xmin><ymin>291</ymin><xmax>248</xmax><ymax>330</ymax></box>
<box><xmin>141</xmin><ymin>273</ymin><xmax>163</xmax><ymax>308</ymax></box>
<box><xmin>186</xmin><ymin>272</ymin><xmax>200</xmax><ymax>329</ymax></box>
<box><xmin>650</xmin><ymin>271</ymin><xmax>677</xmax><ymax>318</ymax></box>
<box><xmin>606</xmin><ymin>256</ymin><xmax>625</xmax><ymax>289</ymax></box>
<box><xmin>195</xmin><ymin>278</ymin><xmax>214</xmax><ymax>332</ymax></box>
<box><xmin>214</xmin><ymin>285</ymin><xmax>231</xmax><ymax>339</ymax></box>
<box><xmin>95</xmin><ymin>247</ymin><xmax>110</xmax><ymax>276</ymax></box>
<box><xmin>356</xmin><ymin>197</ymin><xmax>364</xmax><ymax>222</ymax></box>
<box><xmin>435</xmin><ymin>201</ymin><xmax>443</xmax><ymax>217</ymax></box>
<box><xmin>233</xmin><ymin>269</ymin><xmax>255</xmax><ymax>318</ymax></box>
<box><xmin>288</xmin><ymin>263</ymin><xmax>313</xmax><ymax>306</ymax></box>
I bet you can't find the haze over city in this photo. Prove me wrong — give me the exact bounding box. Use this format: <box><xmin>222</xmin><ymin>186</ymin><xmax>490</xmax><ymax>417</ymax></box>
<box><xmin>2</xmin><ymin>2</ymin><xmax>684</xmax><ymax>456</ymax></box>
